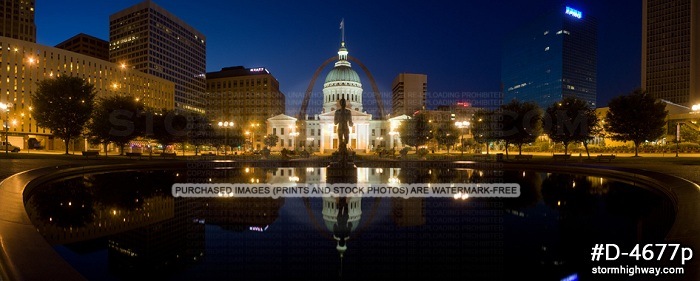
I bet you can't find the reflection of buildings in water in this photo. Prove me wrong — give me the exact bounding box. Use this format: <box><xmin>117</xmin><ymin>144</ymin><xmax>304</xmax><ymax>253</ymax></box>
<box><xmin>323</xmin><ymin>196</ymin><xmax>362</xmax><ymax>257</ymax></box>
<box><xmin>201</xmin><ymin>197</ymin><xmax>284</xmax><ymax>232</ymax></box>
<box><xmin>107</xmin><ymin>198</ymin><xmax>204</xmax><ymax>278</ymax></box>
<box><xmin>266</xmin><ymin>167</ymin><xmax>397</xmax><ymax>185</ymax></box>
<box><xmin>268</xmin><ymin>166</ymin><xmax>399</xmax><ymax>269</ymax></box>
<box><xmin>29</xmin><ymin>196</ymin><xmax>174</xmax><ymax>245</ymax></box>
<box><xmin>188</xmin><ymin>167</ymin><xmax>269</xmax><ymax>184</ymax></box>
<box><xmin>586</xmin><ymin>176</ymin><xmax>609</xmax><ymax>195</ymax></box>
<box><xmin>267</xmin><ymin>167</ymin><xmax>304</xmax><ymax>184</ymax></box>
<box><xmin>391</xmin><ymin>198</ymin><xmax>426</xmax><ymax>227</ymax></box>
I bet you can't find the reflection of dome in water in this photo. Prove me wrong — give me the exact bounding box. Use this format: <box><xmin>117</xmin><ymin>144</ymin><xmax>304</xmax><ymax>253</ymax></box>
<box><xmin>322</xmin><ymin>197</ymin><xmax>362</xmax><ymax>233</ymax></box>
<box><xmin>322</xmin><ymin>196</ymin><xmax>362</xmax><ymax>259</ymax></box>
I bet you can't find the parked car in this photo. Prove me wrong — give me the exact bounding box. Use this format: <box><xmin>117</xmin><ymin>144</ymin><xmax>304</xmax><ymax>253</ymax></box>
<box><xmin>1</xmin><ymin>141</ymin><xmax>20</xmax><ymax>152</ymax></box>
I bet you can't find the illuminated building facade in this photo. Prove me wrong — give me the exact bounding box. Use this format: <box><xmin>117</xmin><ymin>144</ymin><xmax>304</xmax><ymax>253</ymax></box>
<box><xmin>0</xmin><ymin>36</ymin><xmax>175</xmax><ymax>150</ymax></box>
<box><xmin>502</xmin><ymin>5</ymin><xmax>597</xmax><ymax>109</ymax></box>
<box><xmin>205</xmin><ymin>66</ymin><xmax>285</xmax><ymax>150</ymax></box>
<box><xmin>642</xmin><ymin>0</ymin><xmax>700</xmax><ymax>106</ymax></box>
<box><xmin>423</xmin><ymin>102</ymin><xmax>479</xmax><ymax>123</ymax></box>
<box><xmin>55</xmin><ymin>33</ymin><xmax>109</xmax><ymax>61</ymax></box>
<box><xmin>0</xmin><ymin>0</ymin><xmax>35</xmax><ymax>42</ymax></box>
<box><xmin>392</xmin><ymin>73</ymin><xmax>426</xmax><ymax>117</ymax></box>
<box><xmin>109</xmin><ymin>0</ymin><xmax>206</xmax><ymax>114</ymax></box>
<box><xmin>267</xmin><ymin>39</ymin><xmax>408</xmax><ymax>153</ymax></box>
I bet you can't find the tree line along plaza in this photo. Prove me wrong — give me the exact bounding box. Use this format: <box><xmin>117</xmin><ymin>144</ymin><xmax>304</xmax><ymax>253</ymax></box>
<box><xmin>171</xmin><ymin>183</ymin><xmax>521</xmax><ymax>198</ymax></box>
<box><xmin>429</xmin><ymin>92</ymin><xmax>503</xmax><ymax>100</ymax></box>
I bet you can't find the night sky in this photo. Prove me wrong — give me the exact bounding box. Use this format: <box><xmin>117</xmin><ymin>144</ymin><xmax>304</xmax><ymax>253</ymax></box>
<box><xmin>36</xmin><ymin>0</ymin><xmax>641</xmax><ymax>115</ymax></box>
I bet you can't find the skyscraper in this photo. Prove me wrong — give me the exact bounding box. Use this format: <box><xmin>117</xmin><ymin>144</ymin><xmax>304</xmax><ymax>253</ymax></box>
<box><xmin>0</xmin><ymin>0</ymin><xmax>35</xmax><ymax>42</ymax></box>
<box><xmin>642</xmin><ymin>0</ymin><xmax>700</xmax><ymax>106</ymax></box>
<box><xmin>391</xmin><ymin>73</ymin><xmax>427</xmax><ymax>116</ymax></box>
<box><xmin>502</xmin><ymin>5</ymin><xmax>597</xmax><ymax>109</ymax></box>
<box><xmin>55</xmin><ymin>33</ymin><xmax>109</xmax><ymax>61</ymax></box>
<box><xmin>205</xmin><ymin>66</ymin><xmax>285</xmax><ymax>150</ymax></box>
<box><xmin>109</xmin><ymin>0</ymin><xmax>206</xmax><ymax>114</ymax></box>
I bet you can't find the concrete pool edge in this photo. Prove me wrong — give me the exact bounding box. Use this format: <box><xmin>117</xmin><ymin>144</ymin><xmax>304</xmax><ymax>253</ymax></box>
<box><xmin>0</xmin><ymin>160</ymin><xmax>696</xmax><ymax>280</ymax></box>
<box><xmin>0</xmin><ymin>161</ymin><xmax>186</xmax><ymax>281</ymax></box>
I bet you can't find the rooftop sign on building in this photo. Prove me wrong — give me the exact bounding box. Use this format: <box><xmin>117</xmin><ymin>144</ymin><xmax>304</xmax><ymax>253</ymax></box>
<box><xmin>565</xmin><ymin>6</ymin><xmax>582</xmax><ymax>19</ymax></box>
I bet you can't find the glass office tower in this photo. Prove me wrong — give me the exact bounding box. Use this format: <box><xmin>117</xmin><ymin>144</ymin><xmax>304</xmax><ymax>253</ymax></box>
<box><xmin>502</xmin><ymin>6</ymin><xmax>597</xmax><ymax>109</ymax></box>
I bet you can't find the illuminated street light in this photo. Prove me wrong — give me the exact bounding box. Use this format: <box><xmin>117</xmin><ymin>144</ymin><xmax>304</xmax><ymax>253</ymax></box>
<box><xmin>249</xmin><ymin>123</ymin><xmax>261</xmax><ymax>151</ymax></box>
<box><xmin>388</xmin><ymin>131</ymin><xmax>398</xmax><ymax>148</ymax></box>
<box><xmin>290</xmin><ymin>131</ymin><xmax>299</xmax><ymax>149</ymax></box>
<box><xmin>0</xmin><ymin>102</ymin><xmax>11</xmax><ymax>154</ymax></box>
<box><xmin>455</xmin><ymin>121</ymin><xmax>470</xmax><ymax>156</ymax></box>
<box><xmin>306</xmin><ymin>137</ymin><xmax>315</xmax><ymax>151</ymax></box>
<box><xmin>245</xmin><ymin>131</ymin><xmax>251</xmax><ymax>151</ymax></box>
<box><xmin>218</xmin><ymin>121</ymin><xmax>234</xmax><ymax>155</ymax></box>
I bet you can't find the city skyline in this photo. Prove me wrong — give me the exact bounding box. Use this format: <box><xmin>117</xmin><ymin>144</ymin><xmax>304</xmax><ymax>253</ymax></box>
<box><xmin>36</xmin><ymin>0</ymin><xmax>641</xmax><ymax>114</ymax></box>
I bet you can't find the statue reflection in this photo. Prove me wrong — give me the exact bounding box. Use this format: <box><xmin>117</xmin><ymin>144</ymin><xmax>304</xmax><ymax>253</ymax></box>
<box><xmin>325</xmin><ymin>156</ymin><xmax>359</xmax><ymax>277</ymax></box>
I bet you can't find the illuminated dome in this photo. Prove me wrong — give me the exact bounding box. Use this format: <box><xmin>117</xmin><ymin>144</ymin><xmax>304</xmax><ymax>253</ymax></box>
<box><xmin>322</xmin><ymin>41</ymin><xmax>364</xmax><ymax>113</ymax></box>
<box><xmin>325</xmin><ymin>65</ymin><xmax>361</xmax><ymax>84</ymax></box>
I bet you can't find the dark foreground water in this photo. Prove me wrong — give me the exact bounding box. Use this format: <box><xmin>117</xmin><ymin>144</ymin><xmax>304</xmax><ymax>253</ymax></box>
<box><xmin>25</xmin><ymin>167</ymin><xmax>674</xmax><ymax>281</ymax></box>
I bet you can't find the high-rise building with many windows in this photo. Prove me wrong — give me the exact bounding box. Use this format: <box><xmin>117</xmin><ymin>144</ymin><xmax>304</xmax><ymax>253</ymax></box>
<box><xmin>0</xmin><ymin>0</ymin><xmax>35</xmax><ymax>42</ymax></box>
<box><xmin>109</xmin><ymin>0</ymin><xmax>206</xmax><ymax>114</ymax></box>
<box><xmin>205</xmin><ymin>66</ymin><xmax>285</xmax><ymax>150</ymax></box>
<box><xmin>642</xmin><ymin>0</ymin><xmax>700</xmax><ymax>106</ymax></box>
<box><xmin>55</xmin><ymin>33</ymin><xmax>109</xmax><ymax>61</ymax></box>
<box><xmin>391</xmin><ymin>73</ymin><xmax>426</xmax><ymax>117</ymax></box>
<box><xmin>0</xmin><ymin>36</ymin><xmax>174</xmax><ymax>151</ymax></box>
<box><xmin>502</xmin><ymin>5</ymin><xmax>597</xmax><ymax>109</ymax></box>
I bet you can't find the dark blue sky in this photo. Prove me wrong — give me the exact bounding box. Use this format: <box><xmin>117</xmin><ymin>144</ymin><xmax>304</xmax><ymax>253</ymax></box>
<box><xmin>36</xmin><ymin>0</ymin><xmax>641</xmax><ymax>116</ymax></box>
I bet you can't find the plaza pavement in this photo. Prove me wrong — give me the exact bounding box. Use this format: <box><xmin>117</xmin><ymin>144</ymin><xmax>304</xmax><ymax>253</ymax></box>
<box><xmin>1</xmin><ymin>150</ymin><xmax>700</xmax><ymax>280</ymax></box>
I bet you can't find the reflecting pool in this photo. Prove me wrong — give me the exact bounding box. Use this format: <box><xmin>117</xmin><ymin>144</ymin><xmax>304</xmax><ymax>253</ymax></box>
<box><xmin>25</xmin><ymin>167</ymin><xmax>674</xmax><ymax>280</ymax></box>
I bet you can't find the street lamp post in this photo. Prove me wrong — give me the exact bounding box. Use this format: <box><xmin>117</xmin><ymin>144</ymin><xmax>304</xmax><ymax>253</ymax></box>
<box><xmin>290</xmin><ymin>131</ymin><xmax>299</xmax><ymax>150</ymax></box>
<box><xmin>0</xmin><ymin>102</ymin><xmax>11</xmax><ymax>154</ymax></box>
<box><xmin>455</xmin><ymin>121</ymin><xmax>470</xmax><ymax>156</ymax></box>
<box><xmin>218</xmin><ymin>121</ymin><xmax>233</xmax><ymax>155</ymax></box>
<box><xmin>307</xmin><ymin>137</ymin><xmax>315</xmax><ymax>151</ymax></box>
<box><xmin>245</xmin><ymin>131</ymin><xmax>251</xmax><ymax>151</ymax></box>
<box><xmin>249</xmin><ymin>123</ymin><xmax>260</xmax><ymax>151</ymax></box>
<box><xmin>388</xmin><ymin>131</ymin><xmax>398</xmax><ymax>149</ymax></box>
<box><xmin>676</xmin><ymin>122</ymin><xmax>680</xmax><ymax>157</ymax></box>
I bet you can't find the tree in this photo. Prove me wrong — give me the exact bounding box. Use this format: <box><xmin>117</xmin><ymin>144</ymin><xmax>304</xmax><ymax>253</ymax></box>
<box><xmin>544</xmin><ymin>96</ymin><xmax>599</xmax><ymax>157</ymax></box>
<box><xmin>86</xmin><ymin>96</ymin><xmax>143</xmax><ymax>156</ymax></box>
<box><xmin>263</xmin><ymin>134</ymin><xmax>279</xmax><ymax>149</ymax></box>
<box><xmin>499</xmin><ymin>100</ymin><xmax>543</xmax><ymax>156</ymax></box>
<box><xmin>188</xmin><ymin>115</ymin><xmax>216</xmax><ymax>155</ymax></box>
<box><xmin>678</xmin><ymin>122</ymin><xmax>700</xmax><ymax>144</ymax></box>
<box><xmin>582</xmin><ymin>117</ymin><xmax>603</xmax><ymax>158</ymax></box>
<box><xmin>224</xmin><ymin>127</ymin><xmax>246</xmax><ymax>152</ymax></box>
<box><xmin>151</xmin><ymin>110</ymin><xmax>188</xmax><ymax>153</ymax></box>
<box><xmin>398</xmin><ymin>112</ymin><xmax>432</xmax><ymax>152</ymax></box>
<box><xmin>471</xmin><ymin>108</ymin><xmax>497</xmax><ymax>154</ymax></box>
<box><xmin>434</xmin><ymin>122</ymin><xmax>460</xmax><ymax>154</ymax></box>
<box><xmin>32</xmin><ymin>76</ymin><xmax>96</xmax><ymax>154</ymax></box>
<box><xmin>605</xmin><ymin>89</ymin><xmax>668</xmax><ymax>157</ymax></box>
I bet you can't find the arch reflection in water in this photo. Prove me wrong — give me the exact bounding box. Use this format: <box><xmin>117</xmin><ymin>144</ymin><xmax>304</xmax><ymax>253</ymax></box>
<box><xmin>25</xmin><ymin>167</ymin><xmax>674</xmax><ymax>280</ymax></box>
